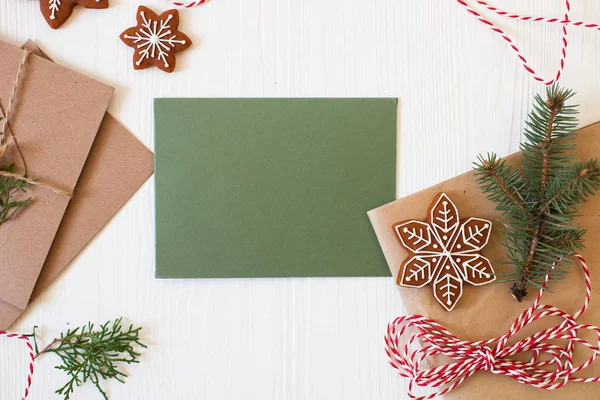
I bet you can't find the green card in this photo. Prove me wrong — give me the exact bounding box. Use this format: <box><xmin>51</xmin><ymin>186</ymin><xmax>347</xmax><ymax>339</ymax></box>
<box><xmin>154</xmin><ymin>99</ymin><xmax>396</xmax><ymax>278</ymax></box>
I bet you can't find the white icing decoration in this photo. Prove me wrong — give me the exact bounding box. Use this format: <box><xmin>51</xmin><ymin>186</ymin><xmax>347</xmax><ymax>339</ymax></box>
<box><xmin>124</xmin><ymin>11</ymin><xmax>187</xmax><ymax>68</ymax></box>
<box><xmin>460</xmin><ymin>255</ymin><xmax>497</xmax><ymax>286</ymax></box>
<box><xmin>456</xmin><ymin>218</ymin><xmax>493</xmax><ymax>251</ymax></box>
<box><xmin>47</xmin><ymin>0</ymin><xmax>102</xmax><ymax>22</ymax></box>
<box><xmin>49</xmin><ymin>0</ymin><xmax>61</xmax><ymax>20</ymax></box>
<box><xmin>433</xmin><ymin>267</ymin><xmax>463</xmax><ymax>311</ymax></box>
<box><xmin>394</xmin><ymin>221</ymin><xmax>432</xmax><ymax>253</ymax></box>
<box><xmin>430</xmin><ymin>193</ymin><xmax>460</xmax><ymax>237</ymax></box>
<box><xmin>394</xmin><ymin>192</ymin><xmax>496</xmax><ymax>311</ymax></box>
<box><xmin>399</xmin><ymin>256</ymin><xmax>440</xmax><ymax>288</ymax></box>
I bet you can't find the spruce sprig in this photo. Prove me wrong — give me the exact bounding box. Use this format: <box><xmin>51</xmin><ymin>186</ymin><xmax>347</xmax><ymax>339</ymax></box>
<box><xmin>474</xmin><ymin>85</ymin><xmax>600</xmax><ymax>301</ymax></box>
<box><xmin>30</xmin><ymin>318</ymin><xmax>146</xmax><ymax>400</ymax></box>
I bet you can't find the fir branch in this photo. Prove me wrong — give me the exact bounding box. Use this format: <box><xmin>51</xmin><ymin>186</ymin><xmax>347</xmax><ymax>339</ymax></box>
<box><xmin>474</xmin><ymin>85</ymin><xmax>600</xmax><ymax>301</ymax></box>
<box><xmin>31</xmin><ymin>318</ymin><xmax>146</xmax><ymax>400</ymax></box>
<box><xmin>539</xmin><ymin>91</ymin><xmax>563</xmax><ymax>190</ymax></box>
<box><xmin>474</xmin><ymin>154</ymin><xmax>531</xmax><ymax>217</ymax></box>
<box><xmin>542</xmin><ymin>160</ymin><xmax>600</xmax><ymax>214</ymax></box>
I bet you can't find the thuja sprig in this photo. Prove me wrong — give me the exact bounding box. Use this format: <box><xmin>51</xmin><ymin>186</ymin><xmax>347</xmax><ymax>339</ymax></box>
<box><xmin>0</xmin><ymin>118</ymin><xmax>31</xmax><ymax>225</ymax></box>
<box><xmin>0</xmin><ymin>163</ymin><xmax>31</xmax><ymax>224</ymax></box>
<box><xmin>29</xmin><ymin>318</ymin><xmax>146</xmax><ymax>400</ymax></box>
<box><xmin>474</xmin><ymin>84</ymin><xmax>600</xmax><ymax>301</ymax></box>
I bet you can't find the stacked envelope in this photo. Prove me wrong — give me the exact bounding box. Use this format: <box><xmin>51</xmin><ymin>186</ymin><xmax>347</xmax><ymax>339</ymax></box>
<box><xmin>0</xmin><ymin>40</ymin><xmax>154</xmax><ymax>330</ymax></box>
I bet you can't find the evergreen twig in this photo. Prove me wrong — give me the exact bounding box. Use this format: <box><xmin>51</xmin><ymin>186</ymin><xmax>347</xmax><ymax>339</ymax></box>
<box><xmin>29</xmin><ymin>318</ymin><xmax>146</xmax><ymax>400</ymax></box>
<box><xmin>474</xmin><ymin>85</ymin><xmax>600</xmax><ymax>301</ymax></box>
<box><xmin>0</xmin><ymin>118</ymin><xmax>31</xmax><ymax>225</ymax></box>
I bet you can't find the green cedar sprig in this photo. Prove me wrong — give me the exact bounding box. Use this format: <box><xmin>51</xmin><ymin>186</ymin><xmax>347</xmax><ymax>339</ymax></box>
<box><xmin>0</xmin><ymin>117</ymin><xmax>31</xmax><ymax>225</ymax></box>
<box><xmin>30</xmin><ymin>318</ymin><xmax>146</xmax><ymax>400</ymax></box>
<box><xmin>474</xmin><ymin>84</ymin><xmax>600</xmax><ymax>301</ymax></box>
<box><xmin>0</xmin><ymin>163</ymin><xmax>31</xmax><ymax>223</ymax></box>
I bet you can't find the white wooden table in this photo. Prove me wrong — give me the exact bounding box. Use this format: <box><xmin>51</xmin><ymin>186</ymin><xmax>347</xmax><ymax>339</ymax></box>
<box><xmin>2</xmin><ymin>1</ymin><xmax>600</xmax><ymax>399</ymax></box>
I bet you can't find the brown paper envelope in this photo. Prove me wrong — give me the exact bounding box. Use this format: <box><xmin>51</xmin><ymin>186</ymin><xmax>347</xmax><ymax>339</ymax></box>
<box><xmin>24</xmin><ymin>41</ymin><xmax>154</xmax><ymax>303</ymax></box>
<box><xmin>0</xmin><ymin>41</ymin><xmax>155</xmax><ymax>330</ymax></box>
<box><xmin>0</xmin><ymin>39</ymin><xmax>114</xmax><ymax>326</ymax></box>
<box><xmin>368</xmin><ymin>122</ymin><xmax>600</xmax><ymax>399</ymax></box>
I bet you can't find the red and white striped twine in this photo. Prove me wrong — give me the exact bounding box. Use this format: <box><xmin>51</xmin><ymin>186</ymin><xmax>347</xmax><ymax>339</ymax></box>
<box><xmin>457</xmin><ymin>0</ymin><xmax>600</xmax><ymax>85</ymax></box>
<box><xmin>171</xmin><ymin>0</ymin><xmax>600</xmax><ymax>83</ymax></box>
<box><xmin>385</xmin><ymin>254</ymin><xmax>600</xmax><ymax>399</ymax></box>
<box><xmin>169</xmin><ymin>0</ymin><xmax>207</xmax><ymax>8</ymax></box>
<box><xmin>0</xmin><ymin>332</ymin><xmax>34</xmax><ymax>400</ymax></box>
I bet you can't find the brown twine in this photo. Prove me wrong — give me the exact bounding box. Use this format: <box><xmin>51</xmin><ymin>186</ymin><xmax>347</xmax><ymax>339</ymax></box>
<box><xmin>0</xmin><ymin>50</ymin><xmax>72</xmax><ymax>198</ymax></box>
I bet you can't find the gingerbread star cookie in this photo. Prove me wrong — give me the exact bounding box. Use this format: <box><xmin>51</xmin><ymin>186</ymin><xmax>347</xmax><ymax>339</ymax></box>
<box><xmin>41</xmin><ymin>0</ymin><xmax>109</xmax><ymax>30</ymax></box>
<box><xmin>120</xmin><ymin>6</ymin><xmax>192</xmax><ymax>73</ymax></box>
<box><xmin>393</xmin><ymin>193</ymin><xmax>495</xmax><ymax>311</ymax></box>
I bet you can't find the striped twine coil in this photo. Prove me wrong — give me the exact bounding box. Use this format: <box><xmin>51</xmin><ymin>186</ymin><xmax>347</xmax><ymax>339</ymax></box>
<box><xmin>385</xmin><ymin>254</ymin><xmax>600</xmax><ymax>399</ymax></box>
<box><xmin>0</xmin><ymin>332</ymin><xmax>34</xmax><ymax>400</ymax></box>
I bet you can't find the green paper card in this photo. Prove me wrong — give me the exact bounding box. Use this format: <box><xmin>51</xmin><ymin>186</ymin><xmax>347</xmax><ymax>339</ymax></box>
<box><xmin>155</xmin><ymin>98</ymin><xmax>396</xmax><ymax>278</ymax></box>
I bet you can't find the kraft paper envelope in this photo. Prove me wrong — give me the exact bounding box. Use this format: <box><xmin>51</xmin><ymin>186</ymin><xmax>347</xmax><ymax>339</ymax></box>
<box><xmin>368</xmin><ymin>122</ymin><xmax>600</xmax><ymax>399</ymax></box>
<box><xmin>0</xmin><ymin>39</ymin><xmax>113</xmax><ymax>329</ymax></box>
<box><xmin>155</xmin><ymin>98</ymin><xmax>396</xmax><ymax>278</ymax></box>
<box><xmin>0</xmin><ymin>40</ymin><xmax>155</xmax><ymax>330</ymax></box>
<box><xmin>24</xmin><ymin>41</ymin><xmax>155</xmax><ymax>302</ymax></box>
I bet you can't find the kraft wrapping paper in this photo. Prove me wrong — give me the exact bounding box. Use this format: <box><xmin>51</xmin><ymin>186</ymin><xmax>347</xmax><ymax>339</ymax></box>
<box><xmin>368</xmin><ymin>122</ymin><xmax>600</xmax><ymax>399</ymax></box>
<box><xmin>0</xmin><ymin>39</ymin><xmax>154</xmax><ymax>330</ymax></box>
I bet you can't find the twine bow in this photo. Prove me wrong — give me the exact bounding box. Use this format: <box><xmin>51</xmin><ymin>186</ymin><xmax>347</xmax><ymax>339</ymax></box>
<box><xmin>385</xmin><ymin>254</ymin><xmax>600</xmax><ymax>399</ymax></box>
<box><xmin>0</xmin><ymin>49</ymin><xmax>72</xmax><ymax>198</ymax></box>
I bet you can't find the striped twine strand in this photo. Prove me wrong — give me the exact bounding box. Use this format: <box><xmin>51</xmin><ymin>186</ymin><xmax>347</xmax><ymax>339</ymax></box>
<box><xmin>456</xmin><ymin>0</ymin><xmax>571</xmax><ymax>85</ymax></box>
<box><xmin>475</xmin><ymin>0</ymin><xmax>600</xmax><ymax>28</ymax></box>
<box><xmin>385</xmin><ymin>254</ymin><xmax>599</xmax><ymax>400</ymax></box>
<box><xmin>170</xmin><ymin>0</ymin><xmax>207</xmax><ymax>8</ymax></box>
<box><xmin>456</xmin><ymin>1</ymin><xmax>600</xmax><ymax>85</ymax></box>
<box><xmin>0</xmin><ymin>332</ymin><xmax>35</xmax><ymax>400</ymax></box>
<box><xmin>167</xmin><ymin>0</ymin><xmax>600</xmax><ymax>83</ymax></box>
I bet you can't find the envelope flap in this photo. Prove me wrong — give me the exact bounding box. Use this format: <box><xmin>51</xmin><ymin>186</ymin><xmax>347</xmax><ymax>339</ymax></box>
<box><xmin>1</xmin><ymin>42</ymin><xmax>114</xmax><ymax>192</ymax></box>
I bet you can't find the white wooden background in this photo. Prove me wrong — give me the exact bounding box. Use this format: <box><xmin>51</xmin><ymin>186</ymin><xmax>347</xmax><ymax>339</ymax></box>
<box><xmin>1</xmin><ymin>1</ymin><xmax>600</xmax><ymax>399</ymax></box>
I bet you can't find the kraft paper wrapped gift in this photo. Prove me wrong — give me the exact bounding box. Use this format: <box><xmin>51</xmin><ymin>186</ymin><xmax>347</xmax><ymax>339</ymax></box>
<box><xmin>0</xmin><ymin>39</ymin><xmax>154</xmax><ymax>330</ymax></box>
<box><xmin>368</xmin><ymin>122</ymin><xmax>600</xmax><ymax>399</ymax></box>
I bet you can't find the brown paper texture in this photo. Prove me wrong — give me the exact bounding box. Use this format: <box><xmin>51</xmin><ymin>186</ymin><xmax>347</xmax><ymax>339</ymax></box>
<box><xmin>32</xmin><ymin>112</ymin><xmax>154</xmax><ymax>299</ymax></box>
<box><xmin>0</xmin><ymin>39</ymin><xmax>114</xmax><ymax>327</ymax></box>
<box><xmin>0</xmin><ymin>40</ymin><xmax>155</xmax><ymax>330</ymax></box>
<box><xmin>23</xmin><ymin>41</ymin><xmax>155</xmax><ymax>301</ymax></box>
<box><xmin>368</xmin><ymin>122</ymin><xmax>600</xmax><ymax>399</ymax></box>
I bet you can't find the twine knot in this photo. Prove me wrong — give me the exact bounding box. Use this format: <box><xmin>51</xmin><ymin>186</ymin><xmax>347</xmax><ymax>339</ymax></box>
<box><xmin>477</xmin><ymin>347</ymin><xmax>496</xmax><ymax>371</ymax></box>
<box><xmin>385</xmin><ymin>254</ymin><xmax>600</xmax><ymax>400</ymax></box>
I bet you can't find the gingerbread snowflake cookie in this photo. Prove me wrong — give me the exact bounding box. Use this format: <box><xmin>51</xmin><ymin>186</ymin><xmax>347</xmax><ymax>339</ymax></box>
<box><xmin>120</xmin><ymin>6</ymin><xmax>192</xmax><ymax>73</ymax></box>
<box><xmin>393</xmin><ymin>193</ymin><xmax>495</xmax><ymax>311</ymax></box>
<box><xmin>40</xmin><ymin>0</ymin><xmax>109</xmax><ymax>30</ymax></box>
